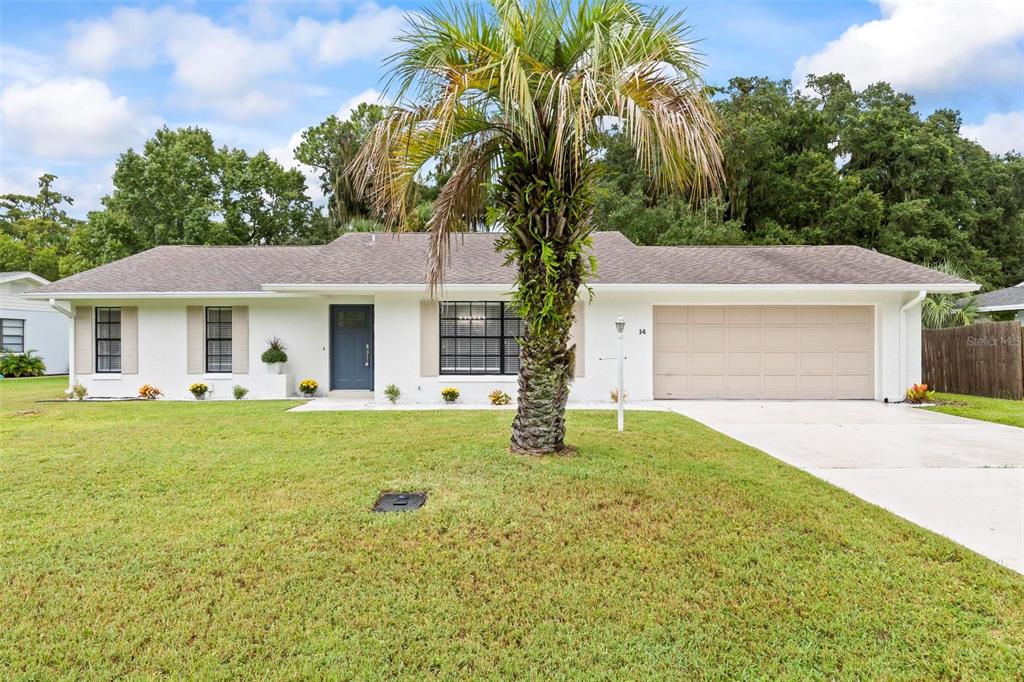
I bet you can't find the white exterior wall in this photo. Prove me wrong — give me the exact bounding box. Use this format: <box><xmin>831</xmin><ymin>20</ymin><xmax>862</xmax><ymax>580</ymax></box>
<box><xmin>1</xmin><ymin>279</ymin><xmax>70</xmax><ymax>374</ymax></box>
<box><xmin>63</xmin><ymin>287</ymin><xmax>921</xmax><ymax>402</ymax></box>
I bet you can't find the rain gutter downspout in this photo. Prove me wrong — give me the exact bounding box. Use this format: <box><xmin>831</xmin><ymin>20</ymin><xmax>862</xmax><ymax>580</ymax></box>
<box><xmin>898</xmin><ymin>290</ymin><xmax>927</xmax><ymax>398</ymax></box>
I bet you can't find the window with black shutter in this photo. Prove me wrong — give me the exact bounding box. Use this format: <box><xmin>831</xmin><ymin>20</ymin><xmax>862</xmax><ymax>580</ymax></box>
<box><xmin>95</xmin><ymin>307</ymin><xmax>121</xmax><ymax>373</ymax></box>
<box><xmin>439</xmin><ymin>301</ymin><xmax>523</xmax><ymax>375</ymax></box>
<box><xmin>206</xmin><ymin>307</ymin><xmax>232</xmax><ymax>373</ymax></box>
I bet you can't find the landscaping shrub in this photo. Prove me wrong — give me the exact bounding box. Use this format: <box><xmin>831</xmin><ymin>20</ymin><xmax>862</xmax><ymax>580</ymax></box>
<box><xmin>299</xmin><ymin>379</ymin><xmax>318</xmax><ymax>397</ymax></box>
<box><xmin>232</xmin><ymin>385</ymin><xmax>249</xmax><ymax>400</ymax></box>
<box><xmin>489</xmin><ymin>389</ymin><xmax>512</xmax><ymax>405</ymax></box>
<box><xmin>70</xmin><ymin>382</ymin><xmax>87</xmax><ymax>400</ymax></box>
<box><xmin>138</xmin><ymin>384</ymin><xmax>163</xmax><ymax>400</ymax></box>
<box><xmin>384</xmin><ymin>384</ymin><xmax>401</xmax><ymax>403</ymax></box>
<box><xmin>905</xmin><ymin>383</ymin><xmax>935</xmax><ymax>404</ymax></box>
<box><xmin>609</xmin><ymin>389</ymin><xmax>627</xmax><ymax>403</ymax></box>
<box><xmin>0</xmin><ymin>350</ymin><xmax>46</xmax><ymax>377</ymax></box>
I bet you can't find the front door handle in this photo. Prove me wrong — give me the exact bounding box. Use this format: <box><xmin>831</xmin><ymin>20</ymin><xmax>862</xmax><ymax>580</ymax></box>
<box><xmin>365</xmin><ymin>344</ymin><xmax>370</xmax><ymax>366</ymax></box>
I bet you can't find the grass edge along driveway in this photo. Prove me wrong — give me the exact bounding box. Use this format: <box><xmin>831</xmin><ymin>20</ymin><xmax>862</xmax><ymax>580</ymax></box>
<box><xmin>2</xmin><ymin>376</ymin><xmax>1023</xmax><ymax>679</ymax></box>
<box><xmin>925</xmin><ymin>391</ymin><xmax>1024</xmax><ymax>429</ymax></box>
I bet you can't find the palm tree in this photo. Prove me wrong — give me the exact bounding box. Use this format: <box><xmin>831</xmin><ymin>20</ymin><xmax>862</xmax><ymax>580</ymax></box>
<box><xmin>354</xmin><ymin>0</ymin><xmax>723</xmax><ymax>454</ymax></box>
<box><xmin>921</xmin><ymin>261</ymin><xmax>984</xmax><ymax>328</ymax></box>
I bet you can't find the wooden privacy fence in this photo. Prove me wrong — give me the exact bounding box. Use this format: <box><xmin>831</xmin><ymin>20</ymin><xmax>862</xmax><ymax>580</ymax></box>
<box><xmin>922</xmin><ymin>321</ymin><xmax>1024</xmax><ymax>400</ymax></box>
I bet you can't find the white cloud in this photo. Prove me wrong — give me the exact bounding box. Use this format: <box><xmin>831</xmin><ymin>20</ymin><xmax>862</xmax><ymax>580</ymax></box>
<box><xmin>0</xmin><ymin>78</ymin><xmax>156</xmax><ymax>157</ymax></box>
<box><xmin>0</xmin><ymin>46</ymin><xmax>52</xmax><ymax>84</ymax></box>
<box><xmin>63</xmin><ymin>3</ymin><xmax>404</xmax><ymax>120</ymax></box>
<box><xmin>67</xmin><ymin>7</ymin><xmax>165</xmax><ymax>73</ymax></box>
<box><xmin>961</xmin><ymin>111</ymin><xmax>1024</xmax><ymax>154</ymax></box>
<box><xmin>337</xmin><ymin>87</ymin><xmax>383</xmax><ymax>118</ymax></box>
<box><xmin>793</xmin><ymin>0</ymin><xmax>1024</xmax><ymax>92</ymax></box>
<box><xmin>290</xmin><ymin>4</ymin><xmax>406</xmax><ymax>65</ymax></box>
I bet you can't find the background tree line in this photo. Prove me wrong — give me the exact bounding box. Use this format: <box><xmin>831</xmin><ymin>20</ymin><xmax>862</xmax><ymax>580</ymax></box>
<box><xmin>3</xmin><ymin>74</ymin><xmax>1022</xmax><ymax>290</ymax></box>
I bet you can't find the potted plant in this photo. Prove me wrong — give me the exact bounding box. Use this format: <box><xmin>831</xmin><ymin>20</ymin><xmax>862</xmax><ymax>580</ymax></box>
<box><xmin>189</xmin><ymin>382</ymin><xmax>209</xmax><ymax>400</ymax></box>
<box><xmin>441</xmin><ymin>386</ymin><xmax>460</xmax><ymax>403</ymax></box>
<box><xmin>261</xmin><ymin>336</ymin><xmax>288</xmax><ymax>374</ymax></box>
<box><xmin>299</xmin><ymin>378</ymin><xmax>318</xmax><ymax>397</ymax></box>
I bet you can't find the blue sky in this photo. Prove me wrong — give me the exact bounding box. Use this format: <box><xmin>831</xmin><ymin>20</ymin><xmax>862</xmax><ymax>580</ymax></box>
<box><xmin>1</xmin><ymin>0</ymin><xmax>1022</xmax><ymax>217</ymax></box>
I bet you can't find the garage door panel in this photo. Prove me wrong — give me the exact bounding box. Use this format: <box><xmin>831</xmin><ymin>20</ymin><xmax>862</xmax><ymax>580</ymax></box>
<box><xmin>727</xmin><ymin>327</ymin><xmax>762</xmax><ymax>350</ymax></box>
<box><xmin>690</xmin><ymin>307</ymin><xmax>725</xmax><ymax>324</ymax></box>
<box><xmin>764</xmin><ymin>375</ymin><xmax>798</xmax><ymax>397</ymax></box>
<box><xmin>654</xmin><ymin>374</ymin><xmax>689</xmax><ymax>398</ymax></box>
<box><xmin>654</xmin><ymin>350</ymin><xmax>689</xmax><ymax>373</ymax></box>
<box><xmin>836</xmin><ymin>351</ymin><xmax>872</xmax><ymax>372</ymax></box>
<box><xmin>837</xmin><ymin>326</ymin><xmax>873</xmax><ymax>350</ymax></box>
<box><xmin>692</xmin><ymin>352</ymin><xmax>725</xmax><ymax>373</ymax></box>
<box><xmin>836</xmin><ymin>307</ymin><xmax>873</xmax><ymax>325</ymax></box>
<box><xmin>799</xmin><ymin>307</ymin><xmax>836</xmax><ymax>325</ymax></box>
<box><xmin>653</xmin><ymin>306</ymin><xmax>873</xmax><ymax>399</ymax></box>
<box><xmin>799</xmin><ymin>327</ymin><xmax>835</xmax><ymax>351</ymax></box>
<box><xmin>654</xmin><ymin>325</ymin><xmax>689</xmax><ymax>350</ymax></box>
<box><xmin>727</xmin><ymin>307</ymin><xmax>762</xmax><ymax>325</ymax></box>
<box><xmin>763</xmin><ymin>307</ymin><xmax>799</xmax><ymax>325</ymax></box>
<box><xmin>763</xmin><ymin>327</ymin><xmax>798</xmax><ymax>349</ymax></box>
<box><xmin>727</xmin><ymin>352</ymin><xmax>761</xmax><ymax>374</ymax></box>
<box><xmin>799</xmin><ymin>374</ymin><xmax>835</xmax><ymax>397</ymax></box>
<box><xmin>691</xmin><ymin>327</ymin><xmax>726</xmax><ymax>349</ymax></box>
<box><xmin>690</xmin><ymin>375</ymin><xmax>726</xmax><ymax>397</ymax></box>
<box><xmin>835</xmin><ymin>375</ymin><xmax>873</xmax><ymax>398</ymax></box>
<box><xmin>726</xmin><ymin>375</ymin><xmax>761</xmax><ymax>397</ymax></box>
<box><xmin>764</xmin><ymin>352</ymin><xmax>798</xmax><ymax>374</ymax></box>
<box><xmin>654</xmin><ymin>307</ymin><xmax>688</xmax><ymax>324</ymax></box>
<box><xmin>799</xmin><ymin>352</ymin><xmax>835</xmax><ymax>373</ymax></box>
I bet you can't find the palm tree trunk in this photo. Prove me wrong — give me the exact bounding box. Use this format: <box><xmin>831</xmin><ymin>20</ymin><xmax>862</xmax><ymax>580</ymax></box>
<box><xmin>510</xmin><ymin>307</ymin><xmax>575</xmax><ymax>454</ymax></box>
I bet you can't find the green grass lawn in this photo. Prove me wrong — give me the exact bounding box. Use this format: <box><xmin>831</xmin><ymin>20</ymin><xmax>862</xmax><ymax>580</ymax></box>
<box><xmin>926</xmin><ymin>392</ymin><xmax>1024</xmax><ymax>428</ymax></box>
<box><xmin>2</xmin><ymin>376</ymin><xmax>1022</xmax><ymax>678</ymax></box>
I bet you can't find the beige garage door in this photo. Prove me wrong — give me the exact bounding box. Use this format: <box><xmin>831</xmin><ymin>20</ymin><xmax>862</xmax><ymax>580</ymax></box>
<box><xmin>653</xmin><ymin>306</ymin><xmax>874</xmax><ymax>399</ymax></box>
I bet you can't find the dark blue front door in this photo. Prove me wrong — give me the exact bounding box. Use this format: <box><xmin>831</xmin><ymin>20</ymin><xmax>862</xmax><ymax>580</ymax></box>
<box><xmin>330</xmin><ymin>305</ymin><xmax>374</xmax><ymax>390</ymax></box>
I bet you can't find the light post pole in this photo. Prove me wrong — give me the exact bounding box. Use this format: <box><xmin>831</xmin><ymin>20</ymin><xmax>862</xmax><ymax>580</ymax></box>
<box><xmin>615</xmin><ymin>315</ymin><xmax>625</xmax><ymax>432</ymax></box>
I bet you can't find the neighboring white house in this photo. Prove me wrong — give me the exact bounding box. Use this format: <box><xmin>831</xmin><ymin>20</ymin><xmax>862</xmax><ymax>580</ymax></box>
<box><xmin>1</xmin><ymin>271</ymin><xmax>70</xmax><ymax>374</ymax></box>
<box><xmin>974</xmin><ymin>282</ymin><xmax>1024</xmax><ymax>324</ymax></box>
<box><xmin>23</xmin><ymin>232</ymin><xmax>977</xmax><ymax>402</ymax></box>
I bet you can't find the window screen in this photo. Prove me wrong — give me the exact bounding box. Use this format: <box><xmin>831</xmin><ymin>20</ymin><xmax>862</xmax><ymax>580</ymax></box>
<box><xmin>206</xmin><ymin>307</ymin><xmax>232</xmax><ymax>373</ymax></box>
<box><xmin>1</xmin><ymin>318</ymin><xmax>24</xmax><ymax>353</ymax></box>
<box><xmin>439</xmin><ymin>301</ymin><xmax>523</xmax><ymax>375</ymax></box>
<box><xmin>95</xmin><ymin>307</ymin><xmax>121</xmax><ymax>373</ymax></box>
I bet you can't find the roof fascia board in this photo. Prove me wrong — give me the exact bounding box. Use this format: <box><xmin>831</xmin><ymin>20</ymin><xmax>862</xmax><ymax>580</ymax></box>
<box><xmin>265</xmin><ymin>282</ymin><xmax>979</xmax><ymax>293</ymax></box>
<box><xmin>22</xmin><ymin>291</ymin><xmax>305</xmax><ymax>300</ymax></box>
<box><xmin>0</xmin><ymin>272</ymin><xmax>49</xmax><ymax>286</ymax></box>
<box><xmin>976</xmin><ymin>303</ymin><xmax>1024</xmax><ymax>312</ymax></box>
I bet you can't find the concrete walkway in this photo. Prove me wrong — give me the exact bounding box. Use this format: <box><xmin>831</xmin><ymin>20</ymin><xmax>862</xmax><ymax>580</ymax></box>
<box><xmin>288</xmin><ymin>398</ymin><xmax>668</xmax><ymax>412</ymax></box>
<box><xmin>663</xmin><ymin>401</ymin><xmax>1024</xmax><ymax>574</ymax></box>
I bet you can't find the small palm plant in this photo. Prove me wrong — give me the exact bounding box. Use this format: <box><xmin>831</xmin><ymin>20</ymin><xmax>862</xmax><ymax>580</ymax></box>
<box><xmin>922</xmin><ymin>261</ymin><xmax>983</xmax><ymax>328</ymax></box>
<box><xmin>0</xmin><ymin>350</ymin><xmax>47</xmax><ymax>377</ymax></box>
<box><xmin>355</xmin><ymin>0</ymin><xmax>722</xmax><ymax>453</ymax></box>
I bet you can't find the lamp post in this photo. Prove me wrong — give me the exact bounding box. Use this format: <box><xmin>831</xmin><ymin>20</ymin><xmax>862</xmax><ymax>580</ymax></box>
<box><xmin>615</xmin><ymin>314</ymin><xmax>625</xmax><ymax>432</ymax></box>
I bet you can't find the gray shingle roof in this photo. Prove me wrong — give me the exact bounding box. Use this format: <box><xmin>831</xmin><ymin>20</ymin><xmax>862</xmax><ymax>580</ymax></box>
<box><xmin>975</xmin><ymin>283</ymin><xmax>1024</xmax><ymax>310</ymax></box>
<box><xmin>29</xmin><ymin>231</ymin><xmax>975</xmax><ymax>295</ymax></box>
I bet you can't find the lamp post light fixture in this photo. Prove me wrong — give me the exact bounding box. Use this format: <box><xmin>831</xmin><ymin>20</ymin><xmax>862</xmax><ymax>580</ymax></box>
<box><xmin>615</xmin><ymin>314</ymin><xmax>625</xmax><ymax>432</ymax></box>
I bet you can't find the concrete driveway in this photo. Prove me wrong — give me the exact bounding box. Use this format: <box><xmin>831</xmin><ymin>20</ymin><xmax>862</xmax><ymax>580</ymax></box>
<box><xmin>662</xmin><ymin>401</ymin><xmax>1024</xmax><ymax>574</ymax></box>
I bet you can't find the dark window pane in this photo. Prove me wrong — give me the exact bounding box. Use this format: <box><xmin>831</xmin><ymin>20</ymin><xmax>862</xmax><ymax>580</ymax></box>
<box><xmin>206</xmin><ymin>307</ymin><xmax>232</xmax><ymax>372</ymax></box>
<box><xmin>438</xmin><ymin>301</ymin><xmax>522</xmax><ymax>376</ymax></box>
<box><xmin>95</xmin><ymin>307</ymin><xmax>121</xmax><ymax>373</ymax></box>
